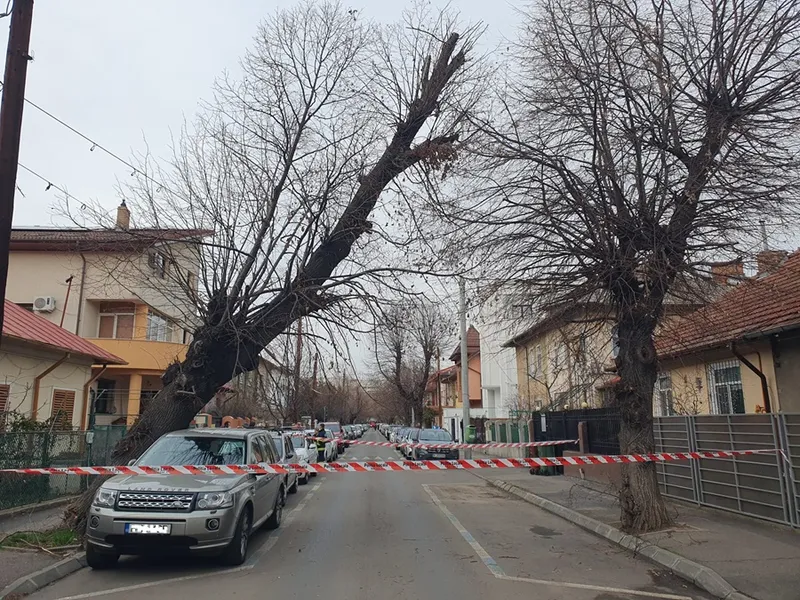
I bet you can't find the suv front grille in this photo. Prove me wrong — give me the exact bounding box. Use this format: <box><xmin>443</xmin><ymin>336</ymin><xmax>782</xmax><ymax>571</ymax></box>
<box><xmin>116</xmin><ymin>492</ymin><xmax>195</xmax><ymax>512</ymax></box>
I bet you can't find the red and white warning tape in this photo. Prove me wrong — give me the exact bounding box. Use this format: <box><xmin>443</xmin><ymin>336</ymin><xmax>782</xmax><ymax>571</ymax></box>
<box><xmin>0</xmin><ymin>449</ymin><xmax>775</xmax><ymax>477</ymax></box>
<box><xmin>306</xmin><ymin>437</ymin><xmax>578</xmax><ymax>450</ymax></box>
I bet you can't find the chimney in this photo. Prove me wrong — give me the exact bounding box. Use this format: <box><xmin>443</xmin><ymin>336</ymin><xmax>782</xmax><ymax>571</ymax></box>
<box><xmin>757</xmin><ymin>250</ymin><xmax>788</xmax><ymax>276</ymax></box>
<box><xmin>115</xmin><ymin>200</ymin><xmax>130</xmax><ymax>230</ymax></box>
<box><xmin>710</xmin><ymin>260</ymin><xmax>744</xmax><ymax>285</ymax></box>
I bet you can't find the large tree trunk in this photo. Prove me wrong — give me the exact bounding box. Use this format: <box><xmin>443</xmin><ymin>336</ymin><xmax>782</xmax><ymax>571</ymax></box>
<box><xmin>614</xmin><ymin>309</ymin><xmax>672</xmax><ymax>533</ymax></box>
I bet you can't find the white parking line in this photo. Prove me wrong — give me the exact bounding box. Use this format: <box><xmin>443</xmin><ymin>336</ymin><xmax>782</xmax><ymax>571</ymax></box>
<box><xmin>51</xmin><ymin>481</ymin><xmax>324</xmax><ymax>600</ymax></box>
<box><xmin>421</xmin><ymin>484</ymin><xmax>693</xmax><ymax>600</ymax></box>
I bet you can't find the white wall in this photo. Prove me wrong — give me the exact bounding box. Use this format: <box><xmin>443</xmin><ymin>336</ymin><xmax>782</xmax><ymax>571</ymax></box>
<box><xmin>475</xmin><ymin>298</ymin><xmax>518</xmax><ymax>418</ymax></box>
<box><xmin>0</xmin><ymin>339</ymin><xmax>94</xmax><ymax>428</ymax></box>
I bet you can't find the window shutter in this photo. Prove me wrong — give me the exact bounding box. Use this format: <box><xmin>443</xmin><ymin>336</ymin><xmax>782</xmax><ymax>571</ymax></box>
<box><xmin>51</xmin><ymin>389</ymin><xmax>76</xmax><ymax>430</ymax></box>
<box><xmin>0</xmin><ymin>384</ymin><xmax>9</xmax><ymax>431</ymax></box>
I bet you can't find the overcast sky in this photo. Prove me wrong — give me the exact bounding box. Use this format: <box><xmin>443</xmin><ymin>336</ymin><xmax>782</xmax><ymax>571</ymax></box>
<box><xmin>3</xmin><ymin>0</ymin><xmax>519</xmax><ymax>227</ymax></box>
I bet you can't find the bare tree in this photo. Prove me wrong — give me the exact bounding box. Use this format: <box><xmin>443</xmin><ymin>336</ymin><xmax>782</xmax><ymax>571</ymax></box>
<box><xmin>372</xmin><ymin>299</ymin><xmax>451</xmax><ymax>425</ymax></box>
<box><xmin>65</xmin><ymin>2</ymin><xmax>482</xmax><ymax>530</ymax></box>
<box><xmin>447</xmin><ymin>0</ymin><xmax>800</xmax><ymax>531</ymax></box>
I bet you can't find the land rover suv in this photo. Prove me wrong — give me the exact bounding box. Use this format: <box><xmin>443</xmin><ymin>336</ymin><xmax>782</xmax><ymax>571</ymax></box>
<box><xmin>85</xmin><ymin>428</ymin><xmax>285</xmax><ymax>569</ymax></box>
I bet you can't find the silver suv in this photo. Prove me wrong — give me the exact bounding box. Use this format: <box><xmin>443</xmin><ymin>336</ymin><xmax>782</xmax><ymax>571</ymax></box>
<box><xmin>86</xmin><ymin>428</ymin><xmax>285</xmax><ymax>569</ymax></box>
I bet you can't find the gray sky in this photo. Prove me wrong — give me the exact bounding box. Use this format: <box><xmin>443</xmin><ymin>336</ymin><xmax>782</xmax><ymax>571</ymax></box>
<box><xmin>4</xmin><ymin>0</ymin><xmax>519</xmax><ymax>227</ymax></box>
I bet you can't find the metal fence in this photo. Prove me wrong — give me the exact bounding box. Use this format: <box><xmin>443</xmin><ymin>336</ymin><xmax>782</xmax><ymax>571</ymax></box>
<box><xmin>654</xmin><ymin>414</ymin><xmax>800</xmax><ymax>528</ymax></box>
<box><xmin>0</xmin><ymin>426</ymin><xmax>127</xmax><ymax>510</ymax></box>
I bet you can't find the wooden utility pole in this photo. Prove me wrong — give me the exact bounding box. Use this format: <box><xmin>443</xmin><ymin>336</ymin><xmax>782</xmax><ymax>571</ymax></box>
<box><xmin>0</xmin><ymin>0</ymin><xmax>34</xmax><ymax>340</ymax></box>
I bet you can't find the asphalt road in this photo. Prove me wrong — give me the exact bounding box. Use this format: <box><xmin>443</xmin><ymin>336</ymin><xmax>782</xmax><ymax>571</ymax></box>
<box><xmin>27</xmin><ymin>429</ymin><xmax>712</xmax><ymax>600</ymax></box>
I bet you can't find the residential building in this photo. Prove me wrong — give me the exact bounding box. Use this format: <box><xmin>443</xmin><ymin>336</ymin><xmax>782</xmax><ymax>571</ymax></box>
<box><xmin>0</xmin><ymin>300</ymin><xmax>125</xmax><ymax>430</ymax></box>
<box><xmin>424</xmin><ymin>365</ymin><xmax>458</xmax><ymax>427</ymax></box>
<box><xmin>656</xmin><ymin>250</ymin><xmax>800</xmax><ymax>415</ymax></box>
<box><xmin>6</xmin><ymin>202</ymin><xmax>210</xmax><ymax>425</ymax></box>
<box><xmin>474</xmin><ymin>298</ymin><xmax>516</xmax><ymax>419</ymax></box>
<box><xmin>503</xmin><ymin>303</ymin><xmax>616</xmax><ymax>411</ymax></box>
<box><xmin>442</xmin><ymin>326</ymin><xmax>482</xmax><ymax>440</ymax></box>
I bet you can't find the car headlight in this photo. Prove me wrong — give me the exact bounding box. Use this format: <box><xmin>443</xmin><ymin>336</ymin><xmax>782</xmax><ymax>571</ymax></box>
<box><xmin>92</xmin><ymin>489</ymin><xmax>117</xmax><ymax>508</ymax></box>
<box><xmin>197</xmin><ymin>491</ymin><xmax>234</xmax><ymax>510</ymax></box>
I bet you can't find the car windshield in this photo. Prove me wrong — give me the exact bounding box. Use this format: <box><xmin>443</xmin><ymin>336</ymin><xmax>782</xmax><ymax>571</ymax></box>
<box><xmin>290</xmin><ymin>436</ymin><xmax>306</xmax><ymax>449</ymax></box>
<box><xmin>419</xmin><ymin>430</ymin><xmax>453</xmax><ymax>442</ymax></box>
<box><xmin>137</xmin><ymin>436</ymin><xmax>246</xmax><ymax>466</ymax></box>
<box><xmin>325</xmin><ymin>423</ymin><xmax>341</xmax><ymax>433</ymax></box>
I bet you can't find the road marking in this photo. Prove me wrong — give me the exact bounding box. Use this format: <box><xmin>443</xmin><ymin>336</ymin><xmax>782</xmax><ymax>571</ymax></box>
<box><xmin>51</xmin><ymin>481</ymin><xmax>323</xmax><ymax>600</ymax></box>
<box><xmin>421</xmin><ymin>484</ymin><xmax>693</xmax><ymax>600</ymax></box>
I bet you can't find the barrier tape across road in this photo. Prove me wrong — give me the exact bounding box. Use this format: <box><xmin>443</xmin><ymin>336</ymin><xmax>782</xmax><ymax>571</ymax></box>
<box><xmin>0</xmin><ymin>449</ymin><xmax>776</xmax><ymax>477</ymax></box>
<box><xmin>302</xmin><ymin>436</ymin><xmax>579</xmax><ymax>450</ymax></box>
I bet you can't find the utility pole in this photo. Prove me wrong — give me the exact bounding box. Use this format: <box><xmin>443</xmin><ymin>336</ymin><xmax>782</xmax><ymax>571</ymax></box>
<box><xmin>0</xmin><ymin>0</ymin><xmax>34</xmax><ymax>342</ymax></box>
<box><xmin>459</xmin><ymin>277</ymin><xmax>470</xmax><ymax>444</ymax></box>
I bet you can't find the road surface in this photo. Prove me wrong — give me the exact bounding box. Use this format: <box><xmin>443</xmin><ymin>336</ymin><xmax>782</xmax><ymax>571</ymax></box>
<box><xmin>27</xmin><ymin>429</ymin><xmax>711</xmax><ymax>600</ymax></box>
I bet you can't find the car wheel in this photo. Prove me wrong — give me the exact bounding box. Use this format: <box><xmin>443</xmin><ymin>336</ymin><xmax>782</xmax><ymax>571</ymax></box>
<box><xmin>265</xmin><ymin>488</ymin><xmax>283</xmax><ymax>530</ymax></box>
<box><xmin>311</xmin><ymin>472</ymin><xmax>318</xmax><ymax>478</ymax></box>
<box><xmin>299</xmin><ymin>473</ymin><xmax>309</xmax><ymax>485</ymax></box>
<box><xmin>86</xmin><ymin>544</ymin><xmax>119</xmax><ymax>570</ymax></box>
<box><xmin>288</xmin><ymin>476</ymin><xmax>298</xmax><ymax>494</ymax></box>
<box><xmin>221</xmin><ymin>506</ymin><xmax>251</xmax><ymax>566</ymax></box>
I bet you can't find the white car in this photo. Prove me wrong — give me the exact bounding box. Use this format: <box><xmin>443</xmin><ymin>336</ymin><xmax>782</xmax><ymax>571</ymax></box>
<box><xmin>289</xmin><ymin>433</ymin><xmax>315</xmax><ymax>484</ymax></box>
<box><xmin>268</xmin><ymin>431</ymin><xmax>300</xmax><ymax>497</ymax></box>
<box><xmin>305</xmin><ymin>429</ymin><xmax>337</xmax><ymax>462</ymax></box>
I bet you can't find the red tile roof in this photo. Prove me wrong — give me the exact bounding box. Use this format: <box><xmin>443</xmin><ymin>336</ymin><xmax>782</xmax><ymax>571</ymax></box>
<box><xmin>449</xmin><ymin>326</ymin><xmax>480</xmax><ymax>362</ymax></box>
<box><xmin>10</xmin><ymin>228</ymin><xmax>213</xmax><ymax>252</ymax></box>
<box><xmin>657</xmin><ymin>251</ymin><xmax>800</xmax><ymax>358</ymax></box>
<box><xmin>2</xmin><ymin>301</ymin><xmax>126</xmax><ymax>364</ymax></box>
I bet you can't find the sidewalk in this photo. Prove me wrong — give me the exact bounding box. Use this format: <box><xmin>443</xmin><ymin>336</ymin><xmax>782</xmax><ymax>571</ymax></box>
<box><xmin>473</xmin><ymin>464</ymin><xmax>800</xmax><ymax>600</ymax></box>
<box><xmin>0</xmin><ymin>501</ymin><xmax>75</xmax><ymax>593</ymax></box>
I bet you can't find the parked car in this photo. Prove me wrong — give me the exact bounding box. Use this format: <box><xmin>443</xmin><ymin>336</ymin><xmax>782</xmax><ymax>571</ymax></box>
<box><xmin>322</xmin><ymin>421</ymin><xmax>346</xmax><ymax>454</ymax></box>
<box><xmin>268</xmin><ymin>431</ymin><xmax>300</xmax><ymax>496</ymax></box>
<box><xmin>343</xmin><ymin>425</ymin><xmax>354</xmax><ymax>440</ymax></box>
<box><xmin>401</xmin><ymin>428</ymin><xmax>420</xmax><ymax>457</ymax></box>
<box><xmin>410</xmin><ymin>428</ymin><xmax>459</xmax><ymax>461</ymax></box>
<box><xmin>85</xmin><ymin>428</ymin><xmax>285</xmax><ymax>569</ymax></box>
<box><xmin>289</xmin><ymin>433</ymin><xmax>315</xmax><ymax>484</ymax></box>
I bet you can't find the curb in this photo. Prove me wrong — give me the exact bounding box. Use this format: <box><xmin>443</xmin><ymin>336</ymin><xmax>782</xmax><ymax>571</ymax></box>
<box><xmin>483</xmin><ymin>477</ymin><xmax>758</xmax><ymax>600</ymax></box>
<box><xmin>0</xmin><ymin>496</ymin><xmax>76</xmax><ymax>523</ymax></box>
<box><xmin>0</xmin><ymin>552</ymin><xmax>86</xmax><ymax>599</ymax></box>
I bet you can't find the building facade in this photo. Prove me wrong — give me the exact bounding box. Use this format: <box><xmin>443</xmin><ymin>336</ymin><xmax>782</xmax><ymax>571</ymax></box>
<box><xmin>6</xmin><ymin>202</ymin><xmax>210</xmax><ymax>425</ymax></box>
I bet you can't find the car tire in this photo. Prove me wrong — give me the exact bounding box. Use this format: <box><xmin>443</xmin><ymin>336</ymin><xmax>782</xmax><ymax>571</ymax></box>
<box><xmin>221</xmin><ymin>507</ymin><xmax>251</xmax><ymax>566</ymax></box>
<box><xmin>265</xmin><ymin>488</ymin><xmax>283</xmax><ymax>530</ymax></box>
<box><xmin>310</xmin><ymin>472</ymin><xmax>318</xmax><ymax>478</ymax></box>
<box><xmin>288</xmin><ymin>477</ymin><xmax>298</xmax><ymax>494</ymax></box>
<box><xmin>299</xmin><ymin>473</ymin><xmax>309</xmax><ymax>485</ymax></box>
<box><xmin>86</xmin><ymin>544</ymin><xmax>119</xmax><ymax>570</ymax></box>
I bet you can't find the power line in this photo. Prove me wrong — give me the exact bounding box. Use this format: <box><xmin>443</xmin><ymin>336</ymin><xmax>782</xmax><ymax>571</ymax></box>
<box><xmin>17</xmin><ymin>162</ymin><xmax>86</xmax><ymax>209</ymax></box>
<box><xmin>0</xmin><ymin>80</ymin><xmax>175</xmax><ymax>195</ymax></box>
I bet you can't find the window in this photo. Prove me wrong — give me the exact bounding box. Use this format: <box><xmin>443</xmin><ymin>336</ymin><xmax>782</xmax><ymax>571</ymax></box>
<box><xmin>708</xmin><ymin>361</ymin><xmax>745</xmax><ymax>414</ymax></box>
<box><xmin>97</xmin><ymin>302</ymin><xmax>135</xmax><ymax>339</ymax></box>
<box><xmin>51</xmin><ymin>389</ymin><xmax>75</xmax><ymax>430</ymax></box>
<box><xmin>146</xmin><ymin>310</ymin><xmax>177</xmax><ymax>342</ymax></box>
<box><xmin>655</xmin><ymin>374</ymin><xmax>674</xmax><ymax>416</ymax></box>
<box><xmin>0</xmin><ymin>384</ymin><xmax>9</xmax><ymax>431</ymax></box>
<box><xmin>137</xmin><ymin>436</ymin><xmax>245</xmax><ymax>466</ymax></box>
<box><xmin>250</xmin><ymin>438</ymin><xmax>266</xmax><ymax>463</ymax></box>
<box><xmin>148</xmin><ymin>252</ymin><xmax>168</xmax><ymax>278</ymax></box>
<box><xmin>528</xmin><ymin>345</ymin><xmax>543</xmax><ymax>376</ymax></box>
<box><xmin>259</xmin><ymin>435</ymin><xmax>277</xmax><ymax>463</ymax></box>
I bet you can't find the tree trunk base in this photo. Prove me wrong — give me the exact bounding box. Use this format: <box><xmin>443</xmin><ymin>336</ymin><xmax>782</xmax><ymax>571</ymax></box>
<box><xmin>619</xmin><ymin>462</ymin><xmax>672</xmax><ymax>533</ymax></box>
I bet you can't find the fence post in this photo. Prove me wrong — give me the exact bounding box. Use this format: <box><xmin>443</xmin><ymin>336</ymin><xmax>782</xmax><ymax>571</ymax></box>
<box><xmin>578</xmin><ymin>421</ymin><xmax>588</xmax><ymax>454</ymax></box>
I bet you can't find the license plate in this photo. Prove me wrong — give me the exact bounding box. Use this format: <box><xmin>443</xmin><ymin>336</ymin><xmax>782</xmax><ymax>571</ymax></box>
<box><xmin>125</xmin><ymin>523</ymin><xmax>171</xmax><ymax>535</ymax></box>
<box><xmin>432</xmin><ymin>453</ymin><xmax>446</xmax><ymax>459</ymax></box>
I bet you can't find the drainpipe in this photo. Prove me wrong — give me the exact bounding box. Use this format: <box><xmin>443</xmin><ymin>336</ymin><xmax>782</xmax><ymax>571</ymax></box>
<box><xmin>81</xmin><ymin>364</ymin><xmax>108</xmax><ymax>430</ymax></box>
<box><xmin>74</xmin><ymin>253</ymin><xmax>87</xmax><ymax>335</ymax></box>
<box><xmin>730</xmin><ymin>342</ymin><xmax>771</xmax><ymax>413</ymax></box>
<box><xmin>32</xmin><ymin>353</ymin><xmax>71</xmax><ymax>420</ymax></box>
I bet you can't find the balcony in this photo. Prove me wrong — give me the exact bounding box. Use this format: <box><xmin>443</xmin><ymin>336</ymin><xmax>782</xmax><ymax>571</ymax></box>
<box><xmin>88</xmin><ymin>338</ymin><xmax>188</xmax><ymax>371</ymax></box>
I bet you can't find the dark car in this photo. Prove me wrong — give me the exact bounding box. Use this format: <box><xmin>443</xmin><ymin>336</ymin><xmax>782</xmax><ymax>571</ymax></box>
<box><xmin>410</xmin><ymin>429</ymin><xmax>459</xmax><ymax>461</ymax></box>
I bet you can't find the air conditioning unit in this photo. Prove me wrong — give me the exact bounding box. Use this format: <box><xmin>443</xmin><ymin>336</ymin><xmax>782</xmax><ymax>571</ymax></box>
<box><xmin>33</xmin><ymin>296</ymin><xmax>56</xmax><ymax>313</ymax></box>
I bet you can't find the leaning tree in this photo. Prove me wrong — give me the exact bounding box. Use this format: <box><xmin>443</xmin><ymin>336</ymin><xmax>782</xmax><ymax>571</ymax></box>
<box><xmin>65</xmin><ymin>1</ymin><xmax>482</xmax><ymax>529</ymax></box>
<box><xmin>445</xmin><ymin>0</ymin><xmax>800</xmax><ymax>532</ymax></box>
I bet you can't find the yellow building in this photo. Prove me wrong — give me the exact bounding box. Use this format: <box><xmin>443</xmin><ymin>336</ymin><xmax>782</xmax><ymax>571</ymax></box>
<box><xmin>503</xmin><ymin>304</ymin><xmax>616</xmax><ymax>411</ymax></box>
<box><xmin>656</xmin><ymin>250</ymin><xmax>800</xmax><ymax>415</ymax></box>
<box><xmin>7</xmin><ymin>202</ymin><xmax>210</xmax><ymax>426</ymax></box>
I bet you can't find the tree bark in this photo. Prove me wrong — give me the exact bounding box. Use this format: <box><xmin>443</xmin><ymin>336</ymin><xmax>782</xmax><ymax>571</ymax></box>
<box><xmin>614</xmin><ymin>308</ymin><xmax>671</xmax><ymax>533</ymax></box>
